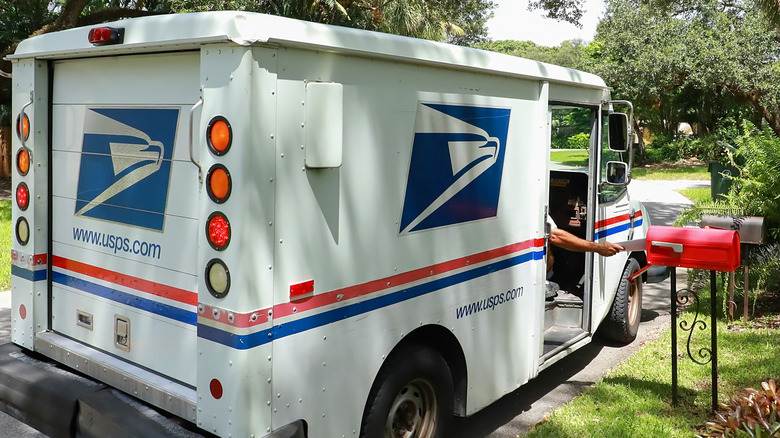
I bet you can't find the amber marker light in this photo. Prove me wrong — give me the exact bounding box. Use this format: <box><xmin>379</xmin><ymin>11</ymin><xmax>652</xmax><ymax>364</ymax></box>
<box><xmin>16</xmin><ymin>114</ymin><xmax>30</xmax><ymax>141</ymax></box>
<box><xmin>16</xmin><ymin>183</ymin><xmax>29</xmax><ymax>211</ymax></box>
<box><xmin>17</xmin><ymin>149</ymin><xmax>30</xmax><ymax>176</ymax></box>
<box><xmin>206</xmin><ymin>212</ymin><xmax>231</xmax><ymax>250</ymax></box>
<box><xmin>207</xmin><ymin>116</ymin><xmax>232</xmax><ymax>155</ymax></box>
<box><xmin>207</xmin><ymin>164</ymin><xmax>231</xmax><ymax>203</ymax></box>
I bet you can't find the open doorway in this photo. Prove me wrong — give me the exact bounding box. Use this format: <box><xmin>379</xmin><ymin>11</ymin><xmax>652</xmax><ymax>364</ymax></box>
<box><xmin>542</xmin><ymin>105</ymin><xmax>596</xmax><ymax>358</ymax></box>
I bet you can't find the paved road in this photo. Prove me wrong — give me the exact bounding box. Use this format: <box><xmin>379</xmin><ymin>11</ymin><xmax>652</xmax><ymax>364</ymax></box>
<box><xmin>0</xmin><ymin>179</ymin><xmax>709</xmax><ymax>438</ymax></box>
<box><xmin>0</xmin><ymin>292</ymin><xmax>48</xmax><ymax>437</ymax></box>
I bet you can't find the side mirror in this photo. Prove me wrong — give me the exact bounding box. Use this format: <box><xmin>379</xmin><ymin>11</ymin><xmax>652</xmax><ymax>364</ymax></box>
<box><xmin>605</xmin><ymin>161</ymin><xmax>629</xmax><ymax>186</ymax></box>
<box><xmin>608</xmin><ymin>113</ymin><xmax>630</xmax><ymax>152</ymax></box>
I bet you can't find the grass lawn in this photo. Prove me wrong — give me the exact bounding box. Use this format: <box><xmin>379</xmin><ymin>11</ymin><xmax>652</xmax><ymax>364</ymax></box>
<box><xmin>632</xmin><ymin>165</ymin><xmax>709</xmax><ymax>180</ymax></box>
<box><xmin>550</xmin><ymin>154</ymin><xmax>709</xmax><ymax>182</ymax></box>
<box><xmin>526</xmin><ymin>312</ymin><xmax>780</xmax><ymax>438</ymax></box>
<box><xmin>550</xmin><ymin>149</ymin><xmax>589</xmax><ymax>167</ymax></box>
<box><xmin>678</xmin><ymin>187</ymin><xmax>711</xmax><ymax>204</ymax></box>
<box><xmin>0</xmin><ymin>200</ymin><xmax>9</xmax><ymax>290</ymax></box>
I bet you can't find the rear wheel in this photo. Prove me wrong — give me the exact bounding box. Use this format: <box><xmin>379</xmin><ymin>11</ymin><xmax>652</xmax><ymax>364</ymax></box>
<box><xmin>360</xmin><ymin>344</ymin><xmax>453</xmax><ymax>438</ymax></box>
<box><xmin>603</xmin><ymin>258</ymin><xmax>643</xmax><ymax>343</ymax></box>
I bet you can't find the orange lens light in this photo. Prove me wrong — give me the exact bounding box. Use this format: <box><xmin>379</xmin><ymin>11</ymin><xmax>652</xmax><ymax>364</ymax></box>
<box><xmin>17</xmin><ymin>149</ymin><xmax>30</xmax><ymax>175</ymax></box>
<box><xmin>207</xmin><ymin>213</ymin><xmax>231</xmax><ymax>250</ymax></box>
<box><xmin>16</xmin><ymin>183</ymin><xmax>29</xmax><ymax>211</ymax></box>
<box><xmin>207</xmin><ymin>117</ymin><xmax>232</xmax><ymax>155</ymax></box>
<box><xmin>16</xmin><ymin>114</ymin><xmax>30</xmax><ymax>141</ymax></box>
<box><xmin>207</xmin><ymin>165</ymin><xmax>231</xmax><ymax>203</ymax></box>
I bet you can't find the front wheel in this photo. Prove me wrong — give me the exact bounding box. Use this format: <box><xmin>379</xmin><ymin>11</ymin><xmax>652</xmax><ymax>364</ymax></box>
<box><xmin>603</xmin><ymin>258</ymin><xmax>643</xmax><ymax>344</ymax></box>
<box><xmin>360</xmin><ymin>344</ymin><xmax>453</xmax><ymax>438</ymax></box>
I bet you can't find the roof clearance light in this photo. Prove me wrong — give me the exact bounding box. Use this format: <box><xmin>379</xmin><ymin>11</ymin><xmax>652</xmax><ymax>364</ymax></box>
<box><xmin>207</xmin><ymin>212</ymin><xmax>231</xmax><ymax>250</ymax></box>
<box><xmin>207</xmin><ymin>116</ymin><xmax>232</xmax><ymax>155</ymax></box>
<box><xmin>16</xmin><ymin>183</ymin><xmax>29</xmax><ymax>211</ymax></box>
<box><xmin>207</xmin><ymin>164</ymin><xmax>231</xmax><ymax>203</ymax></box>
<box><xmin>17</xmin><ymin>149</ymin><xmax>30</xmax><ymax>176</ymax></box>
<box><xmin>206</xmin><ymin>259</ymin><xmax>230</xmax><ymax>298</ymax></box>
<box><xmin>16</xmin><ymin>217</ymin><xmax>29</xmax><ymax>246</ymax></box>
<box><xmin>88</xmin><ymin>26</ymin><xmax>125</xmax><ymax>45</ymax></box>
<box><xmin>16</xmin><ymin>114</ymin><xmax>29</xmax><ymax>141</ymax></box>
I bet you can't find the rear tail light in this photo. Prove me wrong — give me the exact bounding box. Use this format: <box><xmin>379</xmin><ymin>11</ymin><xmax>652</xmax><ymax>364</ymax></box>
<box><xmin>17</xmin><ymin>149</ymin><xmax>30</xmax><ymax>176</ymax></box>
<box><xmin>207</xmin><ymin>117</ymin><xmax>232</xmax><ymax>155</ymax></box>
<box><xmin>206</xmin><ymin>212</ymin><xmax>231</xmax><ymax>250</ymax></box>
<box><xmin>88</xmin><ymin>26</ymin><xmax>124</xmax><ymax>45</ymax></box>
<box><xmin>209</xmin><ymin>378</ymin><xmax>224</xmax><ymax>399</ymax></box>
<box><xmin>206</xmin><ymin>259</ymin><xmax>230</xmax><ymax>298</ymax></box>
<box><xmin>16</xmin><ymin>114</ymin><xmax>29</xmax><ymax>141</ymax></box>
<box><xmin>207</xmin><ymin>164</ymin><xmax>231</xmax><ymax>203</ymax></box>
<box><xmin>16</xmin><ymin>183</ymin><xmax>29</xmax><ymax>211</ymax></box>
<box><xmin>16</xmin><ymin>217</ymin><xmax>29</xmax><ymax>245</ymax></box>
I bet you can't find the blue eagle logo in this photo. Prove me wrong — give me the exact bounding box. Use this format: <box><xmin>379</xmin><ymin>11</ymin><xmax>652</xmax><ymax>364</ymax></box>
<box><xmin>400</xmin><ymin>103</ymin><xmax>511</xmax><ymax>234</ymax></box>
<box><xmin>74</xmin><ymin>108</ymin><xmax>179</xmax><ymax>231</ymax></box>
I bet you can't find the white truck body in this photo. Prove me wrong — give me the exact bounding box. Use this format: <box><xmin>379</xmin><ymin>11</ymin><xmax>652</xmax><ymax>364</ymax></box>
<box><xmin>7</xmin><ymin>12</ymin><xmax>649</xmax><ymax>438</ymax></box>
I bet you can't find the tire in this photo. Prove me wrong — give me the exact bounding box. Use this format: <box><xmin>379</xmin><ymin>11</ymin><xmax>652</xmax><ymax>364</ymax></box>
<box><xmin>360</xmin><ymin>344</ymin><xmax>454</xmax><ymax>438</ymax></box>
<box><xmin>603</xmin><ymin>258</ymin><xmax>643</xmax><ymax>344</ymax></box>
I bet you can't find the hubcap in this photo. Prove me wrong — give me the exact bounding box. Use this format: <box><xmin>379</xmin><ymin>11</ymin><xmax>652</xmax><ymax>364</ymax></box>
<box><xmin>385</xmin><ymin>379</ymin><xmax>438</xmax><ymax>438</ymax></box>
<box><xmin>628</xmin><ymin>277</ymin><xmax>641</xmax><ymax>326</ymax></box>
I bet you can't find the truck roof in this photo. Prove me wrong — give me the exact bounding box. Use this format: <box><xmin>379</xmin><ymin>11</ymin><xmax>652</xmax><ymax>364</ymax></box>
<box><xmin>9</xmin><ymin>11</ymin><xmax>607</xmax><ymax>90</ymax></box>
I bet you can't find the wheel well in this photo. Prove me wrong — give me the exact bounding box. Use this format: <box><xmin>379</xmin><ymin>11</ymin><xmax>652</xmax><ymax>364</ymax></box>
<box><xmin>388</xmin><ymin>325</ymin><xmax>468</xmax><ymax>417</ymax></box>
<box><xmin>630</xmin><ymin>251</ymin><xmax>648</xmax><ymax>282</ymax></box>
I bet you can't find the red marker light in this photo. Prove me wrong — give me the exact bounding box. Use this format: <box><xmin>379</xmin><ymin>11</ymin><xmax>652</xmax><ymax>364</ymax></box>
<box><xmin>16</xmin><ymin>183</ymin><xmax>29</xmax><ymax>211</ymax></box>
<box><xmin>209</xmin><ymin>379</ymin><xmax>223</xmax><ymax>399</ymax></box>
<box><xmin>290</xmin><ymin>280</ymin><xmax>315</xmax><ymax>301</ymax></box>
<box><xmin>88</xmin><ymin>27</ymin><xmax>124</xmax><ymax>45</ymax></box>
<box><xmin>207</xmin><ymin>213</ymin><xmax>231</xmax><ymax>250</ymax></box>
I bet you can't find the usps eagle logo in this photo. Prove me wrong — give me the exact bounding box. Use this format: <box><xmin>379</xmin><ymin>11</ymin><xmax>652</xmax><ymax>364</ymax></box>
<box><xmin>74</xmin><ymin>108</ymin><xmax>179</xmax><ymax>231</ymax></box>
<box><xmin>400</xmin><ymin>103</ymin><xmax>511</xmax><ymax>234</ymax></box>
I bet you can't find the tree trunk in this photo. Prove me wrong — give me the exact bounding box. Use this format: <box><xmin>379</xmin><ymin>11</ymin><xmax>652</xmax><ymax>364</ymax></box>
<box><xmin>0</xmin><ymin>125</ymin><xmax>11</xmax><ymax>179</ymax></box>
<box><xmin>727</xmin><ymin>85</ymin><xmax>780</xmax><ymax>137</ymax></box>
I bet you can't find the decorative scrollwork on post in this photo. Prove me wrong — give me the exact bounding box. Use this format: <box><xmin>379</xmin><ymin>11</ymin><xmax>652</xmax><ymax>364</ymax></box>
<box><xmin>670</xmin><ymin>270</ymin><xmax>719</xmax><ymax>412</ymax></box>
<box><xmin>676</xmin><ymin>288</ymin><xmax>712</xmax><ymax>365</ymax></box>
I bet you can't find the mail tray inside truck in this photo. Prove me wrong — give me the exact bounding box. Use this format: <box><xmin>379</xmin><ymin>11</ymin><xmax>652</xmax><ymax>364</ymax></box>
<box><xmin>646</xmin><ymin>226</ymin><xmax>740</xmax><ymax>272</ymax></box>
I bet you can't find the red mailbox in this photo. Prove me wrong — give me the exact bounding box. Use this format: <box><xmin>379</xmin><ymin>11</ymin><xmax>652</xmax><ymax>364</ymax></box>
<box><xmin>646</xmin><ymin>226</ymin><xmax>740</xmax><ymax>272</ymax></box>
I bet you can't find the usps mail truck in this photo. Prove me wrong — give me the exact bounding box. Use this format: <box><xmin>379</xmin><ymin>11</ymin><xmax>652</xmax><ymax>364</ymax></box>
<box><xmin>4</xmin><ymin>11</ymin><xmax>652</xmax><ymax>438</ymax></box>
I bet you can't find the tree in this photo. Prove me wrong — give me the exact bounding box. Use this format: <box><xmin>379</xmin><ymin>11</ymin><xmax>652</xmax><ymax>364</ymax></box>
<box><xmin>474</xmin><ymin>38</ymin><xmax>589</xmax><ymax>70</ymax></box>
<box><xmin>0</xmin><ymin>0</ymin><xmax>491</xmax><ymax>158</ymax></box>
<box><xmin>528</xmin><ymin>0</ymin><xmax>585</xmax><ymax>26</ymax></box>
<box><xmin>0</xmin><ymin>0</ymin><xmax>494</xmax><ymax>152</ymax></box>
<box><xmin>590</xmin><ymin>0</ymin><xmax>780</xmax><ymax>138</ymax></box>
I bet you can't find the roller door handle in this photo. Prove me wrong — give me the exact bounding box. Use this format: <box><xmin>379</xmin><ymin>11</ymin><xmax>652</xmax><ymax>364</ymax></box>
<box><xmin>189</xmin><ymin>89</ymin><xmax>204</xmax><ymax>184</ymax></box>
<box><xmin>20</xmin><ymin>91</ymin><xmax>34</xmax><ymax>159</ymax></box>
